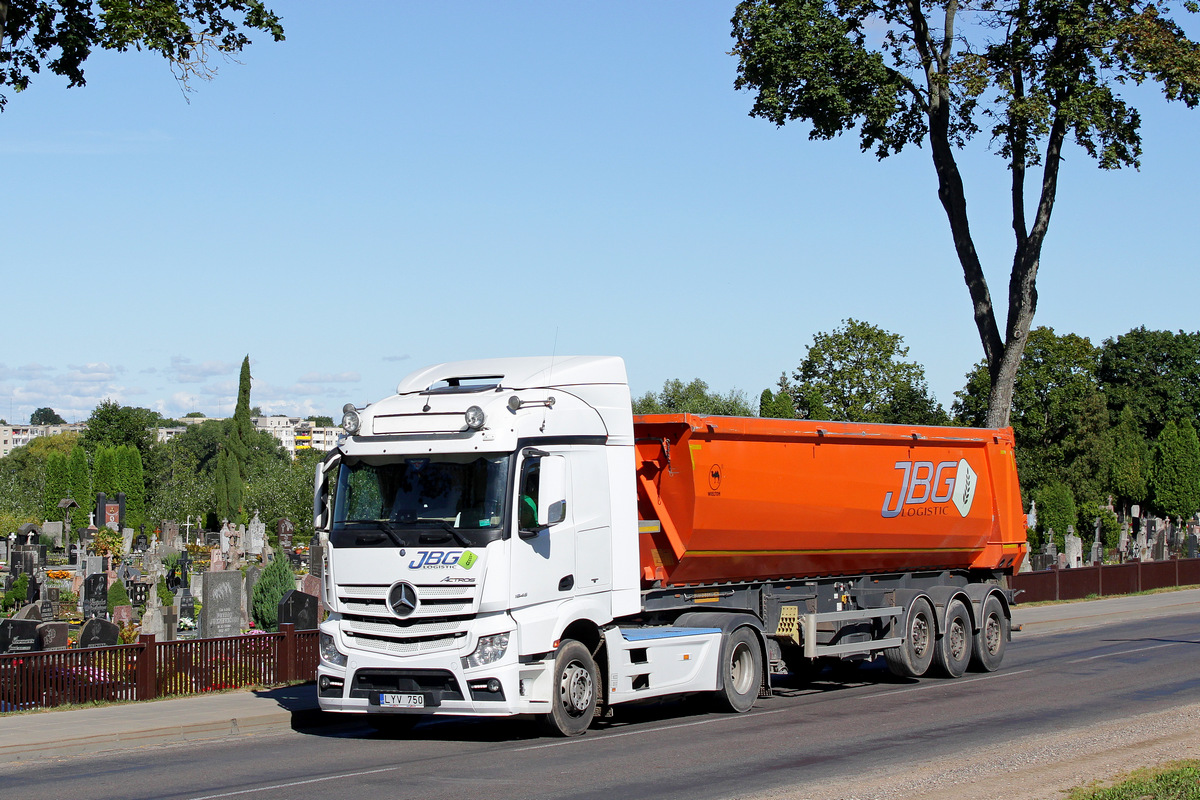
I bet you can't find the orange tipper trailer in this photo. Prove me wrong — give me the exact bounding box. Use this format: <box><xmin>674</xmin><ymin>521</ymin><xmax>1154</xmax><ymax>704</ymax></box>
<box><xmin>633</xmin><ymin>415</ymin><xmax>1027</xmax><ymax>586</ymax></box>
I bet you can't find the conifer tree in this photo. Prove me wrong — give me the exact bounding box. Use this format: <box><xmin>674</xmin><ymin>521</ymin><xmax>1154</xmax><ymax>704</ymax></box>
<box><xmin>117</xmin><ymin>445</ymin><xmax>146</xmax><ymax>529</ymax></box>
<box><xmin>93</xmin><ymin>446</ymin><xmax>118</xmax><ymax>498</ymax></box>
<box><xmin>42</xmin><ymin>452</ymin><xmax>70</xmax><ymax>522</ymax></box>
<box><xmin>1151</xmin><ymin>420</ymin><xmax>1200</xmax><ymax>521</ymax></box>
<box><xmin>67</xmin><ymin>446</ymin><xmax>91</xmax><ymax>531</ymax></box>
<box><xmin>252</xmin><ymin>553</ymin><xmax>296</xmax><ymax>631</ymax></box>
<box><xmin>1109</xmin><ymin>406</ymin><xmax>1151</xmax><ymax>516</ymax></box>
<box><xmin>220</xmin><ymin>355</ymin><xmax>254</xmax><ymax>523</ymax></box>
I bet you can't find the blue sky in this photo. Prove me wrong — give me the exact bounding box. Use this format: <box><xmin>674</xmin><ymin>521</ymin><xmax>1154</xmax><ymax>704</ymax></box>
<box><xmin>3</xmin><ymin>2</ymin><xmax>1198</xmax><ymax>425</ymax></box>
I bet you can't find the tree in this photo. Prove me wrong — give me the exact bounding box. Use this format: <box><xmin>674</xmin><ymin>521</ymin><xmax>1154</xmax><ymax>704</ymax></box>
<box><xmin>80</xmin><ymin>400</ymin><xmax>162</xmax><ymax>458</ymax></box>
<box><xmin>1035</xmin><ymin>481</ymin><xmax>1076</xmax><ymax>551</ymax></box>
<box><xmin>30</xmin><ymin>407</ymin><xmax>65</xmax><ymax>425</ymax></box>
<box><xmin>41</xmin><ymin>450</ymin><xmax>68</xmax><ymax>522</ymax></box>
<box><xmin>788</xmin><ymin>318</ymin><xmax>946</xmax><ymax>423</ymax></box>
<box><xmin>1109</xmin><ymin>405</ymin><xmax>1151</xmax><ymax>515</ymax></box>
<box><xmin>1098</xmin><ymin>328</ymin><xmax>1200</xmax><ymax>440</ymax></box>
<box><xmin>107</xmin><ymin>578</ymin><xmax>131</xmax><ymax>616</ymax></box>
<box><xmin>252</xmin><ymin>553</ymin><xmax>295</xmax><ymax>631</ymax></box>
<box><xmin>184</xmin><ymin>411</ymin><xmax>206</xmax><ymax>418</ymax></box>
<box><xmin>217</xmin><ymin>355</ymin><xmax>255</xmax><ymax>522</ymax></box>
<box><xmin>0</xmin><ymin>1</ymin><xmax>284</xmax><ymax>111</ymax></box>
<box><xmin>633</xmin><ymin>378</ymin><xmax>754</xmax><ymax>416</ymax></box>
<box><xmin>954</xmin><ymin>327</ymin><xmax>1105</xmax><ymax>499</ymax></box>
<box><xmin>306</xmin><ymin>415</ymin><xmax>335</xmax><ymax>428</ymax></box>
<box><xmin>1150</xmin><ymin>419</ymin><xmax>1200</xmax><ymax>520</ymax></box>
<box><xmin>731</xmin><ymin>0</ymin><xmax>1200</xmax><ymax>428</ymax></box>
<box><xmin>67</xmin><ymin>445</ymin><xmax>90</xmax><ymax>530</ymax></box>
<box><xmin>93</xmin><ymin>446</ymin><xmax>118</xmax><ymax>498</ymax></box>
<box><xmin>758</xmin><ymin>380</ymin><xmax>796</xmax><ymax>419</ymax></box>
<box><xmin>117</xmin><ymin>445</ymin><xmax>146</xmax><ymax>529</ymax></box>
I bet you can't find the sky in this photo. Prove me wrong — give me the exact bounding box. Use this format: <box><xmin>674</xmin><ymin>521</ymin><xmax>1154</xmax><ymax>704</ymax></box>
<box><xmin>3</xmin><ymin>2</ymin><xmax>1199</xmax><ymax>425</ymax></box>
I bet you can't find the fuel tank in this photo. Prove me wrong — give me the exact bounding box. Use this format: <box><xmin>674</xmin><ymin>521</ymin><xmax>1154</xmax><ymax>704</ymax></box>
<box><xmin>634</xmin><ymin>415</ymin><xmax>1026</xmax><ymax>586</ymax></box>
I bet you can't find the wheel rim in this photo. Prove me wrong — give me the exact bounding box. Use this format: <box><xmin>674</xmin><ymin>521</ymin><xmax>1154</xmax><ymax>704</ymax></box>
<box><xmin>911</xmin><ymin>612</ymin><xmax>930</xmax><ymax>658</ymax></box>
<box><xmin>559</xmin><ymin>660</ymin><xmax>593</xmax><ymax>717</ymax></box>
<box><xmin>729</xmin><ymin>641</ymin><xmax>755</xmax><ymax>696</ymax></box>
<box><xmin>984</xmin><ymin>613</ymin><xmax>1002</xmax><ymax>655</ymax></box>
<box><xmin>948</xmin><ymin>616</ymin><xmax>967</xmax><ymax>661</ymax></box>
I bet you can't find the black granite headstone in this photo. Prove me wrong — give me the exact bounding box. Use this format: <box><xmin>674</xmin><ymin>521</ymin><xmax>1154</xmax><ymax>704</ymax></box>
<box><xmin>278</xmin><ymin>590</ymin><xmax>319</xmax><ymax>630</ymax></box>
<box><xmin>77</xmin><ymin>618</ymin><xmax>120</xmax><ymax>648</ymax></box>
<box><xmin>0</xmin><ymin>618</ymin><xmax>40</xmax><ymax>654</ymax></box>
<box><xmin>127</xmin><ymin>582</ymin><xmax>150</xmax><ymax>607</ymax></box>
<box><xmin>35</xmin><ymin>621</ymin><xmax>69</xmax><ymax>650</ymax></box>
<box><xmin>83</xmin><ymin>573</ymin><xmax>108</xmax><ymax>620</ymax></box>
<box><xmin>179</xmin><ymin>589</ymin><xmax>196</xmax><ymax>621</ymax></box>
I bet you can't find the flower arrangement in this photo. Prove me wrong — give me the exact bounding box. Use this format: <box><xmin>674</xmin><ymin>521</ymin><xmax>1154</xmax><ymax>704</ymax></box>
<box><xmin>178</xmin><ymin>617</ymin><xmax>197</xmax><ymax>631</ymax></box>
<box><xmin>46</xmin><ymin>569</ymin><xmax>72</xmax><ymax>580</ymax></box>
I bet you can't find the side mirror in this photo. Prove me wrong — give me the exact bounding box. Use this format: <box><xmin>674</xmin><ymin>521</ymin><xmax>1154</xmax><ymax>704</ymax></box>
<box><xmin>313</xmin><ymin>450</ymin><xmax>342</xmax><ymax>531</ymax></box>
<box><xmin>537</xmin><ymin>455</ymin><xmax>567</xmax><ymax>527</ymax></box>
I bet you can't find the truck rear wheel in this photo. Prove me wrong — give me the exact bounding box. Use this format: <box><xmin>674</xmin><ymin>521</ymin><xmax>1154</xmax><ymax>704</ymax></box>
<box><xmin>884</xmin><ymin>597</ymin><xmax>934</xmax><ymax>678</ymax></box>
<box><xmin>715</xmin><ymin>627</ymin><xmax>762</xmax><ymax>713</ymax></box>
<box><xmin>934</xmin><ymin>599</ymin><xmax>973</xmax><ymax>678</ymax></box>
<box><xmin>969</xmin><ymin>594</ymin><xmax>1008</xmax><ymax>672</ymax></box>
<box><xmin>541</xmin><ymin>639</ymin><xmax>598</xmax><ymax>737</ymax></box>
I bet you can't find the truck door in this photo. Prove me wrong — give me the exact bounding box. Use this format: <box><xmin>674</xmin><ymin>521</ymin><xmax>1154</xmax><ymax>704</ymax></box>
<box><xmin>510</xmin><ymin>448</ymin><xmax>576</xmax><ymax>612</ymax></box>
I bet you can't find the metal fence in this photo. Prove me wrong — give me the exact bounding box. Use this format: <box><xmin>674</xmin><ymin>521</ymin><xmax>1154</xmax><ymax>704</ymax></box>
<box><xmin>1011</xmin><ymin>557</ymin><xmax>1200</xmax><ymax>603</ymax></box>
<box><xmin>0</xmin><ymin>624</ymin><xmax>318</xmax><ymax>712</ymax></box>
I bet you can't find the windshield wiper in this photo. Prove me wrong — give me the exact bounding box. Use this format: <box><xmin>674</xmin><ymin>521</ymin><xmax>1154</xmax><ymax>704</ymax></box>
<box><xmin>375</xmin><ymin>520</ymin><xmax>406</xmax><ymax>547</ymax></box>
<box><xmin>418</xmin><ymin>522</ymin><xmax>472</xmax><ymax>547</ymax></box>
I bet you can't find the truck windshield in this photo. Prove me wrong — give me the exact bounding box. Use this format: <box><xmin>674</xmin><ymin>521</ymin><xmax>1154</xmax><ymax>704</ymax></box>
<box><xmin>330</xmin><ymin>454</ymin><xmax>510</xmax><ymax>548</ymax></box>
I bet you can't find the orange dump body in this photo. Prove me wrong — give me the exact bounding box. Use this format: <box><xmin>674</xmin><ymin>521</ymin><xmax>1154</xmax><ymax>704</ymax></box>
<box><xmin>634</xmin><ymin>415</ymin><xmax>1026</xmax><ymax>587</ymax></box>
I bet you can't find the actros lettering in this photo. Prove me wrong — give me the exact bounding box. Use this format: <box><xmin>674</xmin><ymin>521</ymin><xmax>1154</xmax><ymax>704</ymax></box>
<box><xmin>408</xmin><ymin>550</ymin><xmax>462</xmax><ymax>569</ymax></box>
<box><xmin>882</xmin><ymin>459</ymin><xmax>978</xmax><ymax>519</ymax></box>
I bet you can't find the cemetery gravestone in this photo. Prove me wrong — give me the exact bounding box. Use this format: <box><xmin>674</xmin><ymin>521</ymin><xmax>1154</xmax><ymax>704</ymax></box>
<box><xmin>0</xmin><ymin>537</ymin><xmax>7</xmax><ymax>563</ymax></box>
<box><xmin>42</xmin><ymin>521</ymin><xmax>63</xmax><ymax>548</ymax></box>
<box><xmin>13</xmin><ymin>603</ymin><xmax>41</xmax><ymax>621</ymax></box>
<box><xmin>83</xmin><ymin>573</ymin><xmax>108</xmax><ymax>620</ymax></box>
<box><xmin>35</xmin><ymin>621</ymin><xmax>69</xmax><ymax>650</ymax></box>
<box><xmin>0</xmin><ymin>618</ymin><xmax>40</xmax><ymax>654</ymax></box>
<box><xmin>127</xmin><ymin>581</ymin><xmax>150</xmax><ymax>608</ymax></box>
<box><xmin>141</xmin><ymin>608</ymin><xmax>165</xmax><ymax>639</ymax></box>
<box><xmin>77</xmin><ymin>618</ymin><xmax>120</xmax><ymax>648</ymax></box>
<box><xmin>205</xmin><ymin>531</ymin><xmax>220</xmax><ymax>548</ymax></box>
<box><xmin>309</xmin><ymin>543</ymin><xmax>324</xmax><ymax>582</ymax></box>
<box><xmin>112</xmin><ymin>605</ymin><xmax>134</xmax><ymax>625</ymax></box>
<box><xmin>201</xmin><ymin>571</ymin><xmax>244</xmax><ymax>638</ymax></box>
<box><xmin>244</xmin><ymin>566</ymin><xmax>261</xmax><ymax>616</ymax></box>
<box><xmin>277</xmin><ymin>518</ymin><xmax>294</xmax><ymax>552</ymax></box>
<box><xmin>179</xmin><ymin>589</ymin><xmax>196</xmax><ymax>622</ymax></box>
<box><xmin>278</xmin><ymin>590</ymin><xmax>319</xmax><ymax>630</ymax></box>
<box><xmin>247</xmin><ymin>513</ymin><xmax>265</xmax><ymax>556</ymax></box>
<box><xmin>161</xmin><ymin>609</ymin><xmax>178</xmax><ymax>641</ymax></box>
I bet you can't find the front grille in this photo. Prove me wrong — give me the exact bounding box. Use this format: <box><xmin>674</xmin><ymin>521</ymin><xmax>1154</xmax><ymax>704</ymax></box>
<box><xmin>351</xmin><ymin>668</ymin><xmax>463</xmax><ymax>700</ymax></box>
<box><xmin>351</xmin><ymin>633</ymin><xmax>465</xmax><ymax>656</ymax></box>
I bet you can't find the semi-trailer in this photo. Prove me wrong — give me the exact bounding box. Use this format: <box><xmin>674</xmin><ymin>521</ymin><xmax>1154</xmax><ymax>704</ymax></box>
<box><xmin>314</xmin><ymin>356</ymin><xmax>1027</xmax><ymax>735</ymax></box>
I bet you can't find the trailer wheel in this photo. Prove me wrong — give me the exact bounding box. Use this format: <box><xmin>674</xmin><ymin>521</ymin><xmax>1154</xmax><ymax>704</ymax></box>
<box><xmin>934</xmin><ymin>599</ymin><xmax>973</xmax><ymax>678</ymax></box>
<box><xmin>541</xmin><ymin>639</ymin><xmax>598</xmax><ymax>737</ymax></box>
<box><xmin>884</xmin><ymin>597</ymin><xmax>934</xmax><ymax>678</ymax></box>
<box><xmin>715</xmin><ymin>627</ymin><xmax>762</xmax><ymax>713</ymax></box>
<box><xmin>969</xmin><ymin>594</ymin><xmax>1008</xmax><ymax>672</ymax></box>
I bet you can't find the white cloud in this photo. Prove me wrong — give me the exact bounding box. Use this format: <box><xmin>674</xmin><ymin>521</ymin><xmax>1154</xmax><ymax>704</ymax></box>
<box><xmin>296</xmin><ymin>371</ymin><xmax>360</xmax><ymax>384</ymax></box>
<box><xmin>168</xmin><ymin>356</ymin><xmax>237</xmax><ymax>384</ymax></box>
<box><xmin>382</xmin><ymin>354</ymin><xmax>411</xmax><ymax>362</ymax></box>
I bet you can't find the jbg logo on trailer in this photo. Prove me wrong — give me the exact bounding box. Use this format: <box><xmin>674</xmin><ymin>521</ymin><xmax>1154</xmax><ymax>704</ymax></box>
<box><xmin>408</xmin><ymin>550</ymin><xmax>478</xmax><ymax>570</ymax></box>
<box><xmin>881</xmin><ymin>459</ymin><xmax>977</xmax><ymax>519</ymax></box>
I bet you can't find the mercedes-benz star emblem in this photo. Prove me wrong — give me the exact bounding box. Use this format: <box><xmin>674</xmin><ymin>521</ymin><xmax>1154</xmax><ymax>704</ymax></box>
<box><xmin>387</xmin><ymin>581</ymin><xmax>419</xmax><ymax>618</ymax></box>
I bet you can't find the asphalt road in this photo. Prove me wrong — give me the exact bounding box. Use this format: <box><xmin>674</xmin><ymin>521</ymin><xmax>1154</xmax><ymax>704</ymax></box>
<box><xmin>4</xmin><ymin>610</ymin><xmax>1199</xmax><ymax>800</ymax></box>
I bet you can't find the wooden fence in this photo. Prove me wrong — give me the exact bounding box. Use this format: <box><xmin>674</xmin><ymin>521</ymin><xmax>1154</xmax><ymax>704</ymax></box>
<box><xmin>0</xmin><ymin>624</ymin><xmax>318</xmax><ymax>712</ymax></box>
<box><xmin>1010</xmin><ymin>558</ymin><xmax>1200</xmax><ymax>603</ymax></box>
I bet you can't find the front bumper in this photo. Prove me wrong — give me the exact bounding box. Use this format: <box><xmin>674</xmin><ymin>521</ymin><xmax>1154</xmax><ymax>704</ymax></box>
<box><xmin>317</xmin><ymin>622</ymin><xmax>554</xmax><ymax>717</ymax></box>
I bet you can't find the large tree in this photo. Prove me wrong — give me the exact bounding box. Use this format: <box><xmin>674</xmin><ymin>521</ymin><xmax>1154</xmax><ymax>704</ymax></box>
<box><xmin>1151</xmin><ymin>418</ymin><xmax>1200</xmax><ymax>520</ymax></box>
<box><xmin>0</xmin><ymin>1</ymin><xmax>284</xmax><ymax>111</ymax></box>
<box><xmin>731</xmin><ymin>0</ymin><xmax>1200</xmax><ymax>428</ymax></box>
<box><xmin>80</xmin><ymin>400</ymin><xmax>162</xmax><ymax>458</ymax></box>
<box><xmin>30</xmin><ymin>407</ymin><xmax>65</xmax><ymax>425</ymax></box>
<box><xmin>1098</xmin><ymin>327</ymin><xmax>1200</xmax><ymax>440</ymax></box>
<box><xmin>788</xmin><ymin>318</ymin><xmax>946</xmax><ymax>424</ymax></box>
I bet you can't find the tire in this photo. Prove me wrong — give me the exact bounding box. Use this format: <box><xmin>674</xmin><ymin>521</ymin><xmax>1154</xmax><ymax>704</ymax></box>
<box><xmin>969</xmin><ymin>594</ymin><xmax>1009</xmax><ymax>672</ymax></box>
<box><xmin>884</xmin><ymin>597</ymin><xmax>935</xmax><ymax>678</ymax></box>
<box><xmin>541</xmin><ymin>639</ymin><xmax>598</xmax><ymax>736</ymax></box>
<box><xmin>714</xmin><ymin>627</ymin><xmax>762</xmax><ymax>713</ymax></box>
<box><xmin>934</xmin><ymin>599</ymin><xmax>973</xmax><ymax>678</ymax></box>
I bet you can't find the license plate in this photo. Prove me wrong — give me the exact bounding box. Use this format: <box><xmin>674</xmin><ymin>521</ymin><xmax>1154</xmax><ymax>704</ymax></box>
<box><xmin>379</xmin><ymin>693</ymin><xmax>425</xmax><ymax>709</ymax></box>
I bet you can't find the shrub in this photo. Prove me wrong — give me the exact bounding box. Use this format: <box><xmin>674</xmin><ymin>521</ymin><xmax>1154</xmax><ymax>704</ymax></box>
<box><xmin>107</xmin><ymin>579</ymin><xmax>131</xmax><ymax>615</ymax></box>
<box><xmin>1036</xmin><ymin>482</ymin><xmax>1076</xmax><ymax>551</ymax></box>
<box><xmin>3</xmin><ymin>573</ymin><xmax>29</xmax><ymax>612</ymax></box>
<box><xmin>252</xmin><ymin>555</ymin><xmax>296</xmax><ymax>632</ymax></box>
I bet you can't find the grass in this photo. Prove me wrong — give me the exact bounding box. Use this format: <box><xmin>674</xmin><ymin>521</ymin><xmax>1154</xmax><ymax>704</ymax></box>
<box><xmin>1018</xmin><ymin>584</ymin><xmax>1200</xmax><ymax>608</ymax></box>
<box><xmin>1059</xmin><ymin>761</ymin><xmax>1200</xmax><ymax>799</ymax></box>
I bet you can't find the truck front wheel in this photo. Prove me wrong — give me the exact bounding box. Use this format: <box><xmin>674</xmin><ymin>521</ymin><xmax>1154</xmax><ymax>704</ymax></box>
<box><xmin>542</xmin><ymin>639</ymin><xmax>598</xmax><ymax>737</ymax></box>
<box><xmin>715</xmin><ymin>627</ymin><xmax>762</xmax><ymax>713</ymax></box>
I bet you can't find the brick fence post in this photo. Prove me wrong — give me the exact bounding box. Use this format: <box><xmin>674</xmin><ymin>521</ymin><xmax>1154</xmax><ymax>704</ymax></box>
<box><xmin>136</xmin><ymin>634</ymin><xmax>158</xmax><ymax>700</ymax></box>
<box><xmin>279</xmin><ymin>623</ymin><xmax>295</xmax><ymax>684</ymax></box>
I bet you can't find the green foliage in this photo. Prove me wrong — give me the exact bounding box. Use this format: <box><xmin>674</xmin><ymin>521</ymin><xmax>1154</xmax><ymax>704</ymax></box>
<box><xmin>252</xmin><ymin>554</ymin><xmax>296</xmax><ymax>631</ymax></box>
<box><xmin>1061</xmin><ymin>760</ymin><xmax>1200</xmax><ymax>800</ymax></box>
<box><xmin>156</xmin><ymin>577</ymin><xmax>174</xmax><ymax>608</ymax></box>
<box><xmin>81</xmin><ymin>400</ymin><xmax>162</xmax><ymax>459</ymax></box>
<box><xmin>1099</xmin><ymin>328</ymin><xmax>1200</xmax><ymax>441</ymax></box>
<box><xmin>116</xmin><ymin>445</ymin><xmax>146</xmax><ymax>529</ymax></box>
<box><xmin>216</xmin><ymin>356</ymin><xmax>255</xmax><ymax>523</ymax></box>
<box><xmin>107</xmin><ymin>579</ymin><xmax>131</xmax><ymax>616</ymax></box>
<box><xmin>2</xmin><ymin>573</ymin><xmax>29</xmax><ymax>612</ymax></box>
<box><xmin>145</xmin><ymin>440</ymin><xmax>214</xmax><ymax>528</ymax></box>
<box><xmin>93</xmin><ymin>446</ymin><xmax>118</xmax><ymax>498</ymax></box>
<box><xmin>0</xmin><ymin>1</ymin><xmax>285</xmax><ymax>112</ymax></box>
<box><xmin>244</xmin><ymin>449</ymin><xmax>324</xmax><ymax>544</ymax></box>
<box><xmin>633</xmin><ymin>378</ymin><xmax>754</xmax><ymax>416</ymax></box>
<box><xmin>30</xmin><ymin>407</ymin><xmax>66</xmax><ymax>425</ymax></box>
<box><xmin>1036</xmin><ymin>482</ymin><xmax>1076</xmax><ymax>551</ymax></box>
<box><xmin>1109</xmin><ymin>405</ymin><xmax>1151</xmax><ymax>511</ymax></box>
<box><xmin>758</xmin><ymin>381</ymin><xmax>796</xmax><ymax>419</ymax></box>
<box><xmin>184</xmin><ymin>411</ymin><xmax>207</xmax><ymax>418</ymax></box>
<box><xmin>42</xmin><ymin>451</ymin><xmax>70</xmax><ymax>522</ymax></box>
<box><xmin>789</xmin><ymin>318</ymin><xmax>946</xmax><ymax>424</ymax></box>
<box><xmin>1151</xmin><ymin>419</ymin><xmax>1200</xmax><ymax>520</ymax></box>
<box><xmin>67</xmin><ymin>446</ymin><xmax>91</xmax><ymax>530</ymax></box>
<box><xmin>306</xmin><ymin>415</ymin><xmax>335</xmax><ymax>427</ymax></box>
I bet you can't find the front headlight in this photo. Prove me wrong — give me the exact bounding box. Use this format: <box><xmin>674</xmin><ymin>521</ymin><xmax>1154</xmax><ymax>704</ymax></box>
<box><xmin>320</xmin><ymin>632</ymin><xmax>347</xmax><ymax>667</ymax></box>
<box><xmin>341</xmin><ymin>403</ymin><xmax>361</xmax><ymax>435</ymax></box>
<box><xmin>461</xmin><ymin>632</ymin><xmax>510</xmax><ymax>669</ymax></box>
